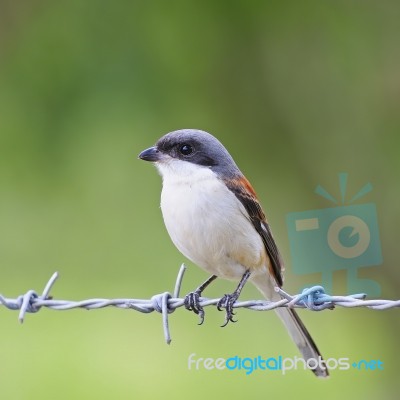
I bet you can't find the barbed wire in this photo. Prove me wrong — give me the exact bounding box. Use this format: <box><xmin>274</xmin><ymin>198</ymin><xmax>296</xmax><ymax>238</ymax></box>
<box><xmin>1</xmin><ymin>264</ymin><xmax>399</xmax><ymax>344</ymax></box>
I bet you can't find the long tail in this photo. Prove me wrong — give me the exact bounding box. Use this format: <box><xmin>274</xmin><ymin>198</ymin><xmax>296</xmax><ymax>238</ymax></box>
<box><xmin>252</xmin><ymin>275</ymin><xmax>329</xmax><ymax>378</ymax></box>
<box><xmin>275</xmin><ymin>307</ymin><xmax>329</xmax><ymax>378</ymax></box>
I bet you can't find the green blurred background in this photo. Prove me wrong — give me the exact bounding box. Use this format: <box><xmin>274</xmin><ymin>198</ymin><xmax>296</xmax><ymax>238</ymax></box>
<box><xmin>1</xmin><ymin>1</ymin><xmax>399</xmax><ymax>398</ymax></box>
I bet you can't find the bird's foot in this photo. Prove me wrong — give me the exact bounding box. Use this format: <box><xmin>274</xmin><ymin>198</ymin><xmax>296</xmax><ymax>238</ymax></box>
<box><xmin>217</xmin><ymin>292</ymin><xmax>240</xmax><ymax>327</ymax></box>
<box><xmin>184</xmin><ymin>275</ymin><xmax>218</xmax><ymax>325</ymax></box>
<box><xmin>184</xmin><ymin>290</ymin><xmax>205</xmax><ymax>325</ymax></box>
<box><xmin>216</xmin><ymin>270</ymin><xmax>251</xmax><ymax>327</ymax></box>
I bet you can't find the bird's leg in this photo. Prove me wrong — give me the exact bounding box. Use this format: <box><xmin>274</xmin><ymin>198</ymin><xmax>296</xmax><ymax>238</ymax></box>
<box><xmin>184</xmin><ymin>275</ymin><xmax>217</xmax><ymax>325</ymax></box>
<box><xmin>217</xmin><ymin>270</ymin><xmax>251</xmax><ymax>327</ymax></box>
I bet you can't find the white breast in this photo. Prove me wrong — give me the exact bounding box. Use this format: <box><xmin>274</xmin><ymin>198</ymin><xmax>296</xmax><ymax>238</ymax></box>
<box><xmin>156</xmin><ymin>160</ymin><xmax>267</xmax><ymax>280</ymax></box>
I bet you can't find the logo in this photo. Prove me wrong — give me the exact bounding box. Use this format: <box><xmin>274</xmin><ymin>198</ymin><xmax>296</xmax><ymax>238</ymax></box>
<box><xmin>286</xmin><ymin>173</ymin><xmax>382</xmax><ymax>296</ymax></box>
<box><xmin>187</xmin><ymin>353</ymin><xmax>384</xmax><ymax>375</ymax></box>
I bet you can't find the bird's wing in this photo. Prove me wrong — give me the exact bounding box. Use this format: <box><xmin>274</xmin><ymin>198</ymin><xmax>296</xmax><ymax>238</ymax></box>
<box><xmin>224</xmin><ymin>176</ymin><xmax>284</xmax><ymax>287</ymax></box>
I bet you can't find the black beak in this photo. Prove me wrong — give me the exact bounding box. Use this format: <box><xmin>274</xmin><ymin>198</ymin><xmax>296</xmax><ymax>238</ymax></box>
<box><xmin>138</xmin><ymin>146</ymin><xmax>162</xmax><ymax>162</ymax></box>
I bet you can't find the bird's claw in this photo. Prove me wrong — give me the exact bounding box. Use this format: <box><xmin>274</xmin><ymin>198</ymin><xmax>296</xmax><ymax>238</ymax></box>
<box><xmin>184</xmin><ymin>291</ymin><xmax>205</xmax><ymax>325</ymax></box>
<box><xmin>217</xmin><ymin>292</ymin><xmax>239</xmax><ymax>327</ymax></box>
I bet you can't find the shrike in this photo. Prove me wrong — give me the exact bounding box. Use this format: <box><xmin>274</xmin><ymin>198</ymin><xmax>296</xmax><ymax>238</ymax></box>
<box><xmin>139</xmin><ymin>129</ymin><xmax>328</xmax><ymax>378</ymax></box>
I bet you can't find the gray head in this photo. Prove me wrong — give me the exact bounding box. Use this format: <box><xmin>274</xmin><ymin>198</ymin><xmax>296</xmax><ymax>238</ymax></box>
<box><xmin>139</xmin><ymin>129</ymin><xmax>241</xmax><ymax>178</ymax></box>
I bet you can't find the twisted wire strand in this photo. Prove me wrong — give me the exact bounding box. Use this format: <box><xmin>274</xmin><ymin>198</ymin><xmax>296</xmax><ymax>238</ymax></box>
<box><xmin>1</xmin><ymin>264</ymin><xmax>399</xmax><ymax>344</ymax></box>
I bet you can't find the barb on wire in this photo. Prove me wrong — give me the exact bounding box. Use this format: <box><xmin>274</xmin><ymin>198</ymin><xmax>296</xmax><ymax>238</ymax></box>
<box><xmin>1</xmin><ymin>264</ymin><xmax>400</xmax><ymax>344</ymax></box>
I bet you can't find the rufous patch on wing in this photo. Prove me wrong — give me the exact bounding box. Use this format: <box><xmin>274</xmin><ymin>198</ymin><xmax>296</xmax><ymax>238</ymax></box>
<box><xmin>236</xmin><ymin>176</ymin><xmax>258</xmax><ymax>198</ymax></box>
<box><xmin>224</xmin><ymin>174</ymin><xmax>283</xmax><ymax>287</ymax></box>
<box><xmin>228</xmin><ymin>176</ymin><xmax>268</xmax><ymax>222</ymax></box>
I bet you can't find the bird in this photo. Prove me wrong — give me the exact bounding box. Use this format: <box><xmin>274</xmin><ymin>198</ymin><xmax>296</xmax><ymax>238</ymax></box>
<box><xmin>138</xmin><ymin>128</ymin><xmax>329</xmax><ymax>378</ymax></box>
